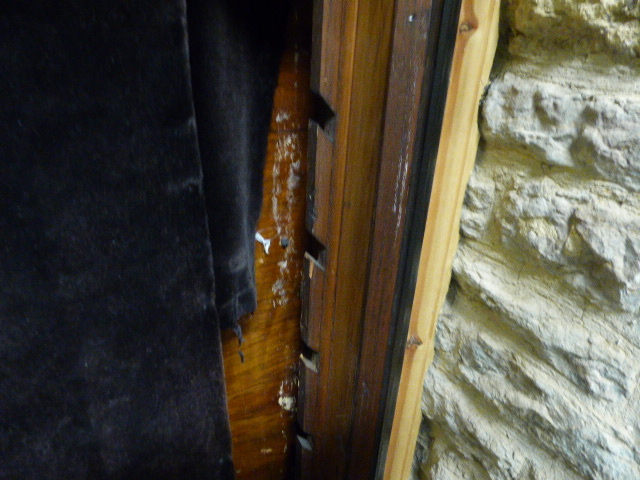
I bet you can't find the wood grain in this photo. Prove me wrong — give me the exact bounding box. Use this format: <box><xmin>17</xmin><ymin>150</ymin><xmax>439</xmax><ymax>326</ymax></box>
<box><xmin>383</xmin><ymin>0</ymin><xmax>500</xmax><ymax>478</ymax></box>
<box><xmin>346</xmin><ymin>0</ymin><xmax>446</xmax><ymax>477</ymax></box>
<box><xmin>221</xmin><ymin>2</ymin><xmax>311</xmax><ymax>479</ymax></box>
<box><xmin>300</xmin><ymin>0</ymin><xmax>398</xmax><ymax>478</ymax></box>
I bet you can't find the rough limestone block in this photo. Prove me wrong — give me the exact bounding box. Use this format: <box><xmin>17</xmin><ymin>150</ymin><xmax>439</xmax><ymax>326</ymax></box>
<box><xmin>460</xmin><ymin>169</ymin><xmax>496</xmax><ymax>240</ymax></box>
<box><xmin>496</xmin><ymin>177</ymin><xmax>640</xmax><ymax>311</ymax></box>
<box><xmin>422</xmin><ymin>291</ymin><xmax>640</xmax><ymax>478</ymax></box>
<box><xmin>507</xmin><ymin>0</ymin><xmax>640</xmax><ymax>57</ymax></box>
<box><xmin>418</xmin><ymin>1</ymin><xmax>640</xmax><ymax>478</ymax></box>
<box><xmin>482</xmin><ymin>72</ymin><xmax>640</xmax><ymax>191</ymax></box>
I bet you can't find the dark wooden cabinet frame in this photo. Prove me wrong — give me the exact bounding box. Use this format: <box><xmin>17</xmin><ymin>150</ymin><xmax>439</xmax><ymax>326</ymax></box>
<box><xmin>297</xmin><ymin>0</ymin><xmax>463</xmax><ymax>478</ymax></box>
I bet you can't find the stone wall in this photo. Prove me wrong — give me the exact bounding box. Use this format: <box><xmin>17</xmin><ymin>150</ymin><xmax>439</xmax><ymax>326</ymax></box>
<box><xmin>415</xmin><ymin>1</ymin><xmax>640</xmax><ymax>478</ymax></box>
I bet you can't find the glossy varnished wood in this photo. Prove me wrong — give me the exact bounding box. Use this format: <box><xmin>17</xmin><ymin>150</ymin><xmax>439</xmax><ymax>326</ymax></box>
<box><xmin>221</xmin><ymin>3</ymin><xmax>311</xmax><ymax>479</ymax></box>
<box><xmin>300</xmin><ymin>0</ymin><xmax>398</xmax><ymax>478</ymax></box>
<box><xmin>348</xmin><ymin>0</ymin><xmax>447</xmax><ymax>477</ymax></box>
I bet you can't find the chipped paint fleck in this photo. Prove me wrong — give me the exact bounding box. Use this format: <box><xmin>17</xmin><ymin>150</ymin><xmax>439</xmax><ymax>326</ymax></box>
<box><xmin>270</xmin><ymin>130</ymin><xmax>304</xmax><ymax>309</ymax></box>
<box><xmin>278</xmin><ymin>395</ymin><xmax>295</xmax><ymax>412</ymax></box>
<box><xmin>278</xmin><ymin>381</ymin><xmax>297</xmax><ymax>412</ymax></box>
<box><xmin>275</xmin><ymin>111</ymin><xmax>291</xmax><ymax>124</ymax></box>
<box><xmin>255</xmin><ymin>231</ymin><xmax>271</xmax><ymax>254</ymax></box>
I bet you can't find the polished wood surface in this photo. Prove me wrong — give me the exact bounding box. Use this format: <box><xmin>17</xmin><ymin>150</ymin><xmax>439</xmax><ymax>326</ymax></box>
<box><xmin>221</xmin><ymin>3</ymin><xmax>311</xmax><ymax>479</ymax></box>
<box><xmin>349</xmin><ymin>0</ymin><xmax>449</xmax><ymax>477</ymax></box>
<box><xmin>299</xmin><ymin>0</ymin><xmax>398</xmax><ymax>478</ymax></box>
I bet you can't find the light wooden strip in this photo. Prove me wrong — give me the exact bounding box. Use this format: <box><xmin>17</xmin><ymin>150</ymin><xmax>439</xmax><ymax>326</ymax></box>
<box><xmin>383</xmin><ymin>0</ymin><xmax>500</xmax><ymax>478</ymax></box>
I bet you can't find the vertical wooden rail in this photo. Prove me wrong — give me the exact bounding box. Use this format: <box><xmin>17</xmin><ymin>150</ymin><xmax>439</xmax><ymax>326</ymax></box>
<box><xmin>299</xmin><ymin>0</ymin><xmax>397</xmax><ymax>478</ymax></box>
<box><xmin>317</xmin><ymin>2</ymin><xmax>397</xmax><ymax>474</ymax></box>
<box><xmin>347</xmin><ymin>0</ymin><xmax>447</xmax><ymax>477</ymax></box>
<box><xmin>383</xmin><ymin>0</ymin><xmax>500</xmax><ymax>478</ymax></box>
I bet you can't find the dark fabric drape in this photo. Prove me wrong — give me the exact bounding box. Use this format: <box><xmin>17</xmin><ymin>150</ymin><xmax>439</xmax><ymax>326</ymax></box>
<box><xmin>0</xmin><ymin>1</ymin><xmax>285</xmax><ymax>478</ymax></box>
<box><xmin>187</xmin><ymin>0</ymin><xmax>288</xmax><ymax>331</ymax></box>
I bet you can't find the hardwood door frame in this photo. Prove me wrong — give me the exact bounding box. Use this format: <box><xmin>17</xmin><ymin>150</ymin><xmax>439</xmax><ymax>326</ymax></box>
<box><xmin>298</xmin><ymin>0</ymin><xmax>465</xmax><ymax>478</ymax></box>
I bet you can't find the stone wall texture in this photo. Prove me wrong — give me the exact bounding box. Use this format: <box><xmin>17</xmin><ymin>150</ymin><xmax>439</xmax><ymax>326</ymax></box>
<box><xmin>414</xmin><ymin>1</ymin><xmax>640</xmax><ymax>479</ymax></box>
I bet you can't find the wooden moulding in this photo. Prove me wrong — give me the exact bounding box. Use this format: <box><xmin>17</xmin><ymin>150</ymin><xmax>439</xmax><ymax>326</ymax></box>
<box><xmin>316</xmin><ymin>0</ymin><xmax>398</xmax><ymax>471</ymax></box>
<box><xmin>348</xmin><ymin>0</ymin><xmax>448</xmax><ymax>478</ymax></box>
<box><xmin>299</xmin><ymin>0</ymin><xmax>397</xmax><ymax>478</ymax></box>
<box><xmin>383</xmin><ymin>0</ymin><xmax>500</xmax><ymax>479</ymax></box>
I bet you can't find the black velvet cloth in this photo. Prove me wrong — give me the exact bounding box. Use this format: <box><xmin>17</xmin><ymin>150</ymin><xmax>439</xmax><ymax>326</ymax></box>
<box><xmin>187</xmin><ymin>0</ymin><xmax>288</xmax><ymax>329</ymax></box>
<box><xmin>0</xmin><ymin>1</ymin><xmax>285</xmax><ymax>478</ymax></box>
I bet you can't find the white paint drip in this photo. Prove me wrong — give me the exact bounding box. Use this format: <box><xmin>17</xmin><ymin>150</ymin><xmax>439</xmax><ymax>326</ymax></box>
<box><xmin>288</xmin><ymin>160</ymin><xmax>301</xmax><ymax>191</ymax></box>
<box><xmin>271</xmin><ymin>278</ymin><xmax>287</xmax><ymax>307</ymax></box>
<box><xmin>255</xmin><ymin>231</ymin><xmax>271</xmax><ymax>255</ymax></box>
<box><xmin>272</xmin><ymin>134</ymin><xmax>298</xmax><ymax>237</ymax></box>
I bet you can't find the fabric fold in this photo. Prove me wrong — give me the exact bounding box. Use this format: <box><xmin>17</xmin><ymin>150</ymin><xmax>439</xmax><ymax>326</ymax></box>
<box><xmin>186</xmin><ymin>0</ymin><xmax>289</xmax><ymax>331</ymax></box>
<box><xmin>0</xmin><ymin>1</ymin><xmax>289</xmax><ymax>477</ymax></box>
